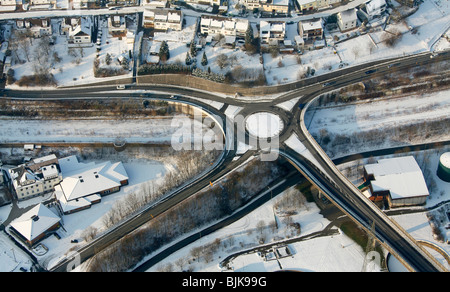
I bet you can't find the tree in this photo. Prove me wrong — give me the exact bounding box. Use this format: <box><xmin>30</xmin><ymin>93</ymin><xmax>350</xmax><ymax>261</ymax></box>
<box><xmin>189</xmin><ymin>41</ymin><xmax>197</xmax><ymax>57</ymax></box>
<box><xmin>159</xmin><ymin>40</ymin><xmax>170</xmax><ymax>62</ymax></box>
<box><xmin>185</xmin><ymin>52</ymin><xmax>192</xmax><ymax>65</ymax></box>
<box><xmin>245</xmin><ymin>23</ymin><xmax>254</xmax><ymax>46</ymax></box>
<box><xmin>105</xmin><ymin>53</ymin><xmax>112</xmax><ymax>65</ymax></box>
<box><xmin>201</xmin><ymin>51</ymin><xmax>208</xmax><ymax>66</ymax></box>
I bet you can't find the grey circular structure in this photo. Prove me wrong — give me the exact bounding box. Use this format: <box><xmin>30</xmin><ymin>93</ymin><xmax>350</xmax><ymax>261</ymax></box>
<box><xmin>437</xmin><ymin>152</ymin><xmax>450</xmax><ymax>182</ymax></box>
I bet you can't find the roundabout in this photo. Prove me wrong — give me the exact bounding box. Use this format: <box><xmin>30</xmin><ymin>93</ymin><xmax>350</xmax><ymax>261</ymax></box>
<box><xmin>245</xmin><ymin>112</ymin><xmax>284</xmax><ymax>139</ymax></box>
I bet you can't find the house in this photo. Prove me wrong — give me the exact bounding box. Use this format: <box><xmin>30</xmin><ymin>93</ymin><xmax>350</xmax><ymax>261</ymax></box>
<box><xmin>244</xmin><ymin>0</ymin><xmax>260</xmax><ymax>11</ymax></box>
<box><xmin>142</xmin><ymin>0</ymin><xmax>168</xmax><ymax>8</ymax></box>
<box><xmin>8</xmin><ymin>154</ymin><xmax>62</xmax><ymax>201</ymax></box>
<box><xmin>68</xmin><ymin>25</ymin><xmax>92</xmax><ymax>46</ymax></box>
<box><xmin>337</xmin><ymin>8</ymin><xmax>358</xmax><ymax>32</ymax></box>
<box><xmin>185</xmin><ymin>0</ymin><xmax>220</xmax><ymax>7</ymax></box>
<box><xmin>200</xmin><ymin>15</ymin><xmax>248</xmax><ymax>38</ymax></box>
<box><xmin>29</xmin><ymin>0</ymin><xmax>52</xmax><ymax>5</ymax></box>
<box><xmin>365</xmin><ymin>0</ymin><xmax>386</xmax><ymax>20</ymax></box>
<box><xmin>298</xmin><ymin>18</ymin><xmax>323</xmax><ymax>41</ymax></box>
<box><xmin>297</xmin><ymin>0</ymin><xmax>317</xmax><ymax>12</ymax></box>
<box><xmin>55</xmin><ymin>155</ymin><xmax>129</xmax><ymax>214</ymax></box>
<box><xmin>16</xmin><ymin>18</ymin><xmax>52</xmax><ymax>38</ymax></box>
<box><xmin>260</xmin><ymin>20</ymin><xmax>285</xmax><ymax>46</ymax></box>
<box><xmin>143</xmin><ymin>9</ymin><xmax>183</xmax><ymax>31</ymax></box>
<box><xmin>108</xmin><ymin>15</ymin><xmax>127</xmax><ymax>35</ymax></box>
<box><xmin>9</xmin><ymin>203</ymin><xmax>61</xmax><ymax>247</ymax></box>
<box><xmin>260</xmin><ymin>0</ymin><xmax>290</xmax><ymax>15</ymax></box>
<box><xmin>0</xmin><ymin>0</ymin><xmax>18</xmax><ymax>11</ymax></box>
<box><xmin>363</xmin><ymin>156</ymin><xmax>429</xmax><ymax>208</ymax></box>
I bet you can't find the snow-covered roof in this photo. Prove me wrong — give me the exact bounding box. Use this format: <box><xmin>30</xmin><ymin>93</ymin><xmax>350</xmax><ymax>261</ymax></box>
<box><xmin>272</xmin><ymin>0</ymin><xmax>289</xmax><ymax>6</ymax></box>
<box><xmin>33</xmin><ymin>154</ymin><xmax>57</xmax><ymax>164</ymax></box>
<box><xmin>57</xmin><ymin>155</ymin><xmax>128</xmax><ymax>202</ymax></box>
<box><xmin>339</xmin><ymin>8</ymin><xmax>357</xmax><ymax>23</ymax></box>
<box><xmin>10</xmin><ymin>203</ymin><xmax>60</xmax><ymax>242</ymax></box>
<box><xmin>366</xmin><ymin>0</ymin><xmax>386</xmax><ymax>15</ymax></box>
<box><xmin>302</xmin><ymin>19</ymin><xmax>322</xmax><ymax>31</ymax></box>
<box><xmin>365</xmin><ymin>156</ymin><xmax>429</xmax><ymax>200</ymax></box>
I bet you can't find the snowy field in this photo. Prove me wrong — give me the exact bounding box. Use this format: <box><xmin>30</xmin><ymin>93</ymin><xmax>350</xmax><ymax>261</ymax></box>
<box><xmin>0</xmin><ymin>114</ymin><xmax>218</xmax><ymax>144</ymax></box>
<box><xmin>307</xmin><ymin>87</ymin><xmax>450</xmax><ymax>155</ymax></box>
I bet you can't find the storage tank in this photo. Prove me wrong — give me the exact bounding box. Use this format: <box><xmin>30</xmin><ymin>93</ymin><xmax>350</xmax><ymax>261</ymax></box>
<box><xmin>437</xmin><ymin>152</ymin><xmax>450</xmax><ymax>182</ymax></box>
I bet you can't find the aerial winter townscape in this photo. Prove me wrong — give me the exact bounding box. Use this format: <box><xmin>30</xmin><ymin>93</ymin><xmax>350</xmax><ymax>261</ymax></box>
<box><xmin>0</xmin><ymin>0</ymin><xmax>449</xmax><ymax>278</ymax></box>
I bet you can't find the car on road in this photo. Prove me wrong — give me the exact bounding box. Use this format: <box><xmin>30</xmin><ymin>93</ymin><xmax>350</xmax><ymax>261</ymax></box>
<box><xmin>322</xmin><ymin>81</ymin><xmax>336</xmax><ymax>87</ymax></box>
<box><xmin>365</xmin><ymin>69</ymin><xmax>377</xmax><ymax>74</ymax></box>
<box><xmin>387</xmin><ymin>63</ymin><xmax>400</xmax><ymax>69</ymax></box>
<box><xmin>116</xmin><ymin>85</ymin><xmax>126</xmax><ymax>89</ymax></box>
<box><xmin>170</xmin><ymin>95</ymin><xmax>180</xmax><ymax>99</ymax></box>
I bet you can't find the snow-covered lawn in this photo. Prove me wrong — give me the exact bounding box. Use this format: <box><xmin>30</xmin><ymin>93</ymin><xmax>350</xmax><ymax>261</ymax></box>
<box><xmin>306</xmin><ymin>88</ymin><xmax>450</xmax><ymax>155</ymax></box>
<box><xmin>146</xmin><ymin>185</ymin><xmax>380</xmax><ymax>272</ymax></box>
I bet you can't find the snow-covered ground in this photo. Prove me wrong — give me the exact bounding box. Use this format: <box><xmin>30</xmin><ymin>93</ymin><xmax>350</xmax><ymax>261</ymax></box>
<box><xmin>0</xmin><ymin>114</ymin><xmax>215</xmax><ymax>144</ymax></box>
<box><xmin>306</xmin><ymin>87</ymin><xmax>450</xmax><ymax>156</ymax></box>
<box><xmin>145</xmin><ymin>185</ymin><xmax>382</xmax><ymax>272</ymax></box>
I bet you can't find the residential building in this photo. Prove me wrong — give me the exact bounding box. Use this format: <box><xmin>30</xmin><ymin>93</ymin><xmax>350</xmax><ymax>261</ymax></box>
<box><xmin>0</xmin><ymin>0</ymin><xmax>18</xmax><ymax>11</ymax></box>
<box><xmin>244</xmin><ymin>0</ymin><xmax>260</xmax><ymax>11</ymax></box>
<box><xmin>55</xmin><ymin>155</ymin><xmax>129</xmax><ymax>215</ymax></box>
<box><xmin>260</xmin><ymin>0</ymin><xmax>290</xmax><ymax>14</ymax></box>
<box><xmin>297</xmin><ymin>0</ymin><xmax>317</xmax><ymax>11</ymax></box>
<box><xmin>298</xmin><ymin>18</ymin><xmax>323</xmax><ymax>41</ymax></box>
<box><xmin>9</xmin><ymin>203</ymin><xmax>61</xmax><ymax>247</ymax></box>
<box><xmin>108</xmin><ymin>15</ymin><xmax>127</xmax><ymax>35</ymax></box>
<box><xmin>16</xmin><ymin>18</ymin><xmax>52</xmax><ymax>38</ymax></box>
<box><xmin>143</xmin><ymin>8</ymin><xmax>183</xmax><ymax>31</ymax></box>
<box><xmin>260</xmin><ymin>20</ymin><xmax>286</xmax><ymax>45</ymax></box>
<box><xmin>29</xmin><ymin>0</ymin><xmax>52</xmax><ymax>5</ymax></box>
<box><xmin>142</xmin><ymin>0</ymin><xmax>168</xmax><ymax>8</ymax></box>
<box><xmin>68</xmin><ymin>25</ymin><xmax>92</xmax><ymax>46</ymax></box>
<box><xmin>8</xmin><ymin>154</ymin><xmax>62</xmax><ymax>201</ymax></box>
<box><xmin>363</xmin><ymin>156</ymin><xmax>429</xmax><ymax>208</ymax></box>
<box><xmin>185</xmin><ymin>0</ymin><xmax>220</xmax><ymax>7</ymax></box>
<box><xmin>337</xmin><ymin>8</ymin><xmax>358</xmax><ymax>32</ymax></box>
<box><xmin>200</xmin><ymin>15</ymin><xmax>248</xmax><ymax>38</ymax></box>
<box><xmin>365</xmin><ymin>0</ymin><xmax>386</xmax><ymax>20</ymax></box>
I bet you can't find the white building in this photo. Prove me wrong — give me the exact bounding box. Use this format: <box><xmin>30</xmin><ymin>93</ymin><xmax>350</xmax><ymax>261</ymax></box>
<box><xmin>143</xmin><ymin>8</ymin><xmax>183</xmax><ymax>31</ymax></box>
<box><xmin>260</xmin><ymin>20</ymin><xmax>285</xmax><ymax>45</ymax></box>
<box><xmin>337</xmin><ymin>8</ymin><xmax>358</xmax><ymax>32</ymax></box>
<box><xmin>55</xmin><ymin>155</ymin><xmax>129</xmax><ymax>214</ymax></box>
<box><xmin>185</xmin><ymin>0</ymin><xmax>220</xmax><ymax>7</ymax></box>
<box><xmin>364</xmin><ymin>156</ymin><xmax>430</xmax><ymax>208</ymax></box>
<box><xmin>200</xmin><ymin>15</ymin><xmax>248</xmax><ymax>38</ymax></box>
<box><xmin>108</xmin><ymin>15</ymin><xmax>127</xmax><ymax>34</ymax></box>
<box><xmin>16</xmin><ymin>18</ymin><xmax>52</xmax><ymax>38</ymax></box>
<box><xmin>298</xmin><ymin>18</ymin><xmax>323</xmax><ymax>41</ymax></box>
<box><xmin>8</xmin><ymin>155</ymin><xmax>62</xmax><ymax>201</ymax></box>
<box><xmin>365</xmin><ymin>0</ymin><xmax>386</xmax><ymax>20</ymax></box>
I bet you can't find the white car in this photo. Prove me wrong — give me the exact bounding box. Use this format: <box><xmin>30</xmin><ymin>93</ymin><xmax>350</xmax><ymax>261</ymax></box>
<box><xmin>116</xmin><ymin>85</ymin><xmax>126</xmax><ymax>89</ymax></box>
